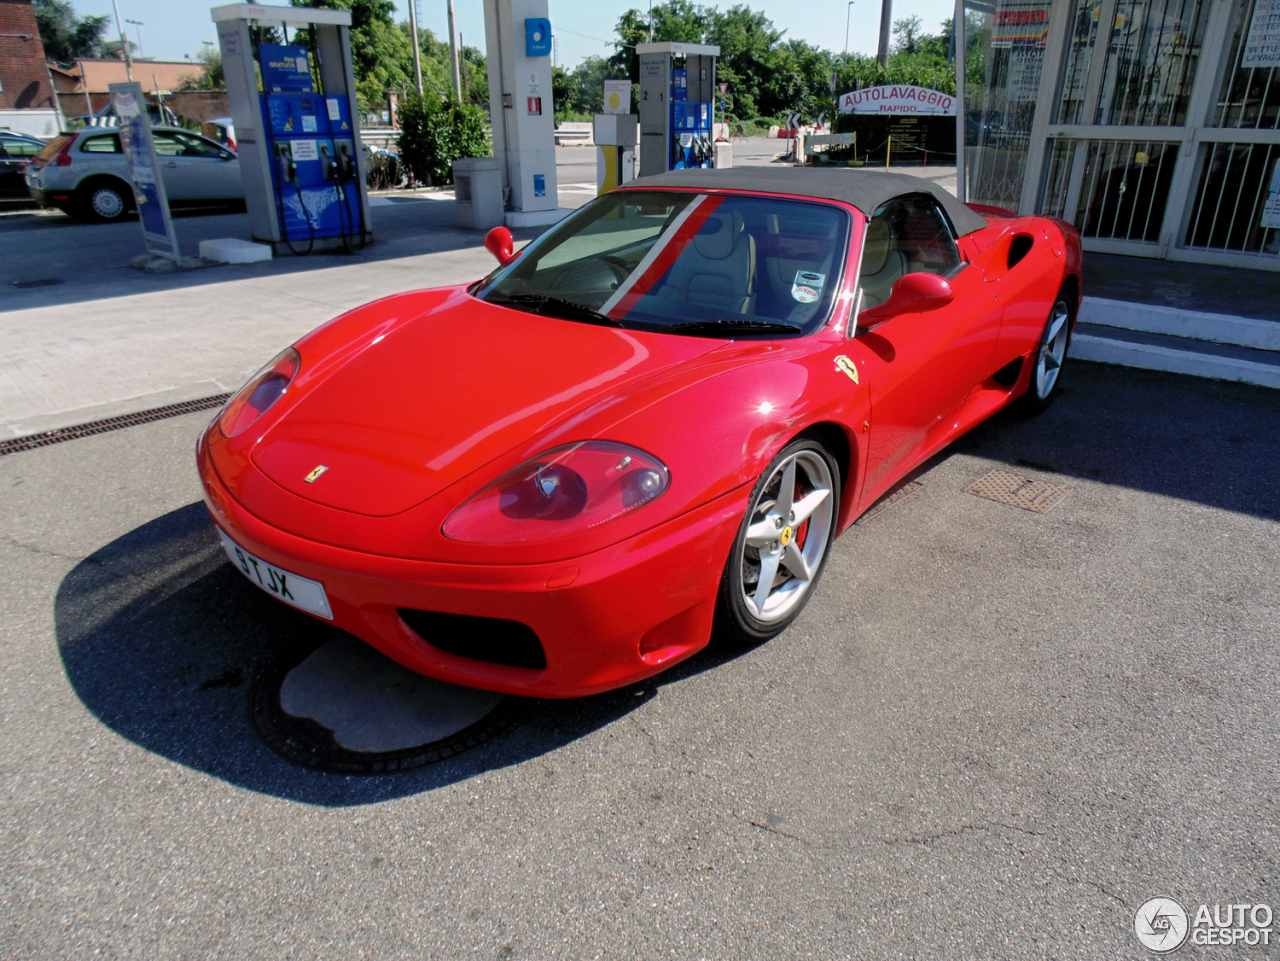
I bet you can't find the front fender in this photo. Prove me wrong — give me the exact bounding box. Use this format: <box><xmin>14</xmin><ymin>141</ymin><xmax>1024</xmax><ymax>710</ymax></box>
<box><xmin>589</xmin><ymin>335</ymin><xmax>869</xmax><ymax>534</ymax></box>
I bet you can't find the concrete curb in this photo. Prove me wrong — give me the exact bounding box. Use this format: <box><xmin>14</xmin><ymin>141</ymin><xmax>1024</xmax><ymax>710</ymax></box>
<box><xmin>1071</xmin><ymin>333</ymin><xmax>1280</xmax><ymax>389</ymax></box>
<box><xmin>1080</xmin><ymin>296</ymin><xmax>1280</xmax><ymax>351</ymax></box>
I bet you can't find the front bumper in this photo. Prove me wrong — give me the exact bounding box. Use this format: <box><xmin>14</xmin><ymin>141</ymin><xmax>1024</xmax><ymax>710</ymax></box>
<box><xmin>199</xmin><ymin>440</ymin><xmax>748</xmax><ymax>698</ymax></box>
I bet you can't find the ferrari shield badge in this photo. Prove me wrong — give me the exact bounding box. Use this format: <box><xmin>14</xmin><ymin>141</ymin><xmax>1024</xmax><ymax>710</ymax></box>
<box><xmin>835</xmin><ymin>355</ymin><xmax>859</xmax><ymax>384</ymax></box>
<box><xmin>792</xmin><ymin>270</ymin><xmax>825</xmax><ymax>304</ymax></box>
<box><xmin>304</xmin><ymin>465</ymin><xmax>329</xmax><ymax>484</ymax></box>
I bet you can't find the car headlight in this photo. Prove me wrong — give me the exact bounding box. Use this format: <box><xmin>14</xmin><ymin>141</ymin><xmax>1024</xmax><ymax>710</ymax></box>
<box><xmin>219</xmin><ymin>347</ymin><xmax>300</xmax><ymax>437</ymax></box>
<box><xmin>443</xmin><ymin>441</ymin><xmax>670</xmax><ymax>544</ymax></box>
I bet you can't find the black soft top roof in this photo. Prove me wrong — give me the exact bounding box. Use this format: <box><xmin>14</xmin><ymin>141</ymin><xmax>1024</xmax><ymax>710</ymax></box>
<box><xmin>629</xmin><ymin>166</ymin><xmax>989</xmax><ymax>237</ymax></box>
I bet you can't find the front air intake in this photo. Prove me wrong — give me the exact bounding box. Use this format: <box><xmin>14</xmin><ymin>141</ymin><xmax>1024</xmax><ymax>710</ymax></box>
<box><xmin>398</xmin><ymin>609</ymin><xmax>547</xmax><ymax>670</ymax></box>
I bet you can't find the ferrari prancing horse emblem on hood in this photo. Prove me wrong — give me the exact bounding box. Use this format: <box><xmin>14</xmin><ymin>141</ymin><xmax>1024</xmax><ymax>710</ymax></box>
<box><xmin>304</xmin><ymin>465</ymin><xmax>329</xmax><ymax>484</ymax></box>
<box><xmin>835</xmin><ymin>355</ymin><xmax>859</xmax><ymax>384</ymax></box>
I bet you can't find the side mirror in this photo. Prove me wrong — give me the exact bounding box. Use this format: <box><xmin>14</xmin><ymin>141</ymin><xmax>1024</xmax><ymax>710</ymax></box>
<box><xmin>858</xmin><ymin>272</ymin><xmax>954</xmax><ymax>329</ymax></box>
<box><xmin>484</xmin><ymin>225</ymin><xmax>515</xmax><ymax>264</ymax></box>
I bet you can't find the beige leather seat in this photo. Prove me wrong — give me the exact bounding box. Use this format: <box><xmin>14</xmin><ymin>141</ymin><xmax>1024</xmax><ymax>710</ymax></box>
<box><xmin>659</xmin><ymin>209</ymin><xmax>756</xmax><ymax>314</ymax></box>
<box><xmin>858</xmin><ymin>217</ymin><xmax>906</xmax><ymax>309</ymax></box>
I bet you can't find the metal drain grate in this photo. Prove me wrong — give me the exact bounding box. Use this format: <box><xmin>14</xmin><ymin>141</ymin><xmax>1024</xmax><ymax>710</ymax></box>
<box><xmin>969</xmin><ymin>469</ymin><xmax>1072</xmax><ymax>513</ymax></box>
<box><xmin>11</xmin><ymin>278</ymin><xmax>64</xmax><ymax>289</ymax></box>
<box><xmin>856</xmin><ymin>480</ymin><xmax>922</xmax><ymax>524</ymax></box>
<box><xmin>0</xmin><ymin>393</ymin><xmax>230</xmax><ymax>457</ymax></box>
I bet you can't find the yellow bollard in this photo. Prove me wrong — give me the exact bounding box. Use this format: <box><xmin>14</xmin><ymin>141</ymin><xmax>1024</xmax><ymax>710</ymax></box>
<box><xmin>885</xmin><ymin>135</ymin><xmax>891</xmax><ymax>170</ymax></box>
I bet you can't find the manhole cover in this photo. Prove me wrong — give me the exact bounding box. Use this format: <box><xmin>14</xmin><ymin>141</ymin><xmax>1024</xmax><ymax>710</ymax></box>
<box><xmin>251</xmin><ymin>634</ymin><xmax>523</xmax><ymax>773</ymax></box>
<box><xmin>856</xmin><ymin>480</ymin><xmax>922</xmax><ymax>524</ymax></box>
<box><xmin>11</xmin><ymin>278</ymin><xmax>63</xmax><ymax>289</ymax></box>
<box><xmin>969</xmin><ymin>469</ymin><xmax>1071</xmax><ymax>513</ymax></box>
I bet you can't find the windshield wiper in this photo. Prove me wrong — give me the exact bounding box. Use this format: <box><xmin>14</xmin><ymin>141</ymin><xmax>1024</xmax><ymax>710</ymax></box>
<box><xmin>490</xmin><ymin>293</ymin><xmax>622</xmax><ymax>328</ymax></box>
<box><xmin>643</xmin><ymin>319</ymin><xmax>803</xmax><ymax>337</ymax></box>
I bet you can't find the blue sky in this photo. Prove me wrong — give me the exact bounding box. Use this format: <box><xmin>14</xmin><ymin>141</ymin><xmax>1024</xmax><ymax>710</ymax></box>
<box><xmin>77</xmin><ymin>0</ymin><xmax>955</xmax><ymax>68</ymax></box>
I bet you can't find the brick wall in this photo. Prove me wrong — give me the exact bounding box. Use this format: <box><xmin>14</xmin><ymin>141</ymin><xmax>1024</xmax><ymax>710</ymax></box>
<box><xmin>0</xmin><ymin>0</ymin><xmax>55</xmax><ymax>111</ymax></box>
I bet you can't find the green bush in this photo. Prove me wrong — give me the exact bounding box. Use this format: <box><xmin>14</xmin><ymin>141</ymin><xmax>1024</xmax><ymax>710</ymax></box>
<box><xmin>397</xmin><ymin>96</ymin><xmax>491</xmax><ymax>186</ymax></box>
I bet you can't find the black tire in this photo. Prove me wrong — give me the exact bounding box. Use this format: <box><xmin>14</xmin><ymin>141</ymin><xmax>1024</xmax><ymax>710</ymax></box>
<box><xmin>1016</xmin><ymin>294</ymin><xmax>1072</xmax><ymax>416</ymax></box>
<box><xmin>713</xmin><ymin>436</ymin><xmax>841</xmax><ymax>646</ymax></box>
<box><xmin>74</xmin><ymin>178</ymin><xmax>133</xmax><ymax>222</ymax></box>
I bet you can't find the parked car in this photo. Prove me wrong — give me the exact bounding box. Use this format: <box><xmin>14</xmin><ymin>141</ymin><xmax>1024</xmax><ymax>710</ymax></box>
<box><xmin>199</xmin><ymin>167</ymin><xmax>1083</xmax><ymax>699</ymax></box>
<box><xmin>25</xmin><ymin>126</ymin><xmax>242</xmax><ymax>221</ymax></box>
<box><xmin>0</xmin><ymin>129</ymin><xmax>47</xmax><ymax>201</ymax></box>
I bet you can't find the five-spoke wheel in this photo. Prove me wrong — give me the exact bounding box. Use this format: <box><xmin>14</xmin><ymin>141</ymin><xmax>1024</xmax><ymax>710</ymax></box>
<box><xmin>1019</xmin><ymin>295</ymin><xmax>1071</xmax><ymax>414</ymax></box>
<box><xmin>715</xmin><ymin>437</ymin><xmax>839</xmax><ymax>644</ymax></box>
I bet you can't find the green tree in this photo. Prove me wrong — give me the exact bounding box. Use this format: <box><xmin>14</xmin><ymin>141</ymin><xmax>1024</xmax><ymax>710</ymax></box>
<box><xmin>892</xmin><ymin>15</ymin><xmax>923</xmax><ymax>54</ymax></box>
<box><xmin>609</xmin><ymin>0</ymin><xmax>958</xmax><ymax>127</ymax></box>
<box><xmin>552</xmin><ymin>65</ymin><xmax>584</xmax><ymax>122</ymax></box>
<box><xmin>566</xmin><ymin>56</ymin><xmax>619</xmax><ymax>114</ymax></box>
<box><xmin>290</xmin><ymin>0</ymin><xmax>413</xmax><ymax>110</ymax></box>
<box><xmin>34</xmin><ymin>0</ymin><xmax>107</xmax><ymax>64</ymax></box>
<box><xmin>178</xmin><ymin>46</ymin><xmax>224</xmax><ymax>91</ymax></box>
<box><xmin>290</xmin><ymin>1</ymin><xmax>486</xmax><ymax>112</ymax></box>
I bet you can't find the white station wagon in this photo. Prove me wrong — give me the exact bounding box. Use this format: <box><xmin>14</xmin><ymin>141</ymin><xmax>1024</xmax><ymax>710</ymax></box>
<box><xmin>25</xmin><ymin>126</ymin><xmax>244</xmax><ymax>222</ymax></box>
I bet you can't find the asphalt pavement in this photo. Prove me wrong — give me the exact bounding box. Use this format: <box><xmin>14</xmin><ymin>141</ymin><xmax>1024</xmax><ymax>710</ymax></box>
<box><xmin>2</xmin><ymin>360</ymin><xmax>1277</xmax><ymax>959</ymax></box>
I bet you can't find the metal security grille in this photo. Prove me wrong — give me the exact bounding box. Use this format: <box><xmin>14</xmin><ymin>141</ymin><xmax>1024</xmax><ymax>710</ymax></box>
<box><xmin>1055</xmin><ymin>0</ymin><xmax>1209</xmax><ymax>126</ymax></box>
<box><xmin>1183</xmin><ymin>141</ymin><xmax>1280</xmax><ymax>253</ymax></box>
<box><xmin>1213</xmin><ymin>0</ymin><xmax>1280</xmax><ymax>129</ymax></box>
<box><xmin>1042</xmin><ymin>137</ymin><xmax>1178</xmax><ymax>240</ymax></box>
<box><xmin>964</xmin><ymin>0</ymin><xmax>1054</xmax><ymax>211</ymax></box>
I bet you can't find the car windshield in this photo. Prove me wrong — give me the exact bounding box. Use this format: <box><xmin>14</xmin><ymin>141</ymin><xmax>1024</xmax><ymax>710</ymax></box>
<box><xmin>476</xmin><ymin>190</ymin><xmax>849</xmax><ymax>336</ymax></box>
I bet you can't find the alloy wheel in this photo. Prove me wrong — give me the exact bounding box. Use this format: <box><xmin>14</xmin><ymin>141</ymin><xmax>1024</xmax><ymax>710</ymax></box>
<box><xmin>739</xmin><ymin>450</ymin><xmax>835</xmax><ymax>623</ymax></box>
<box><xmin>1036</xmin><ymin>300</ymin><xmax>1070</xmax><ymax>399</ymax></box>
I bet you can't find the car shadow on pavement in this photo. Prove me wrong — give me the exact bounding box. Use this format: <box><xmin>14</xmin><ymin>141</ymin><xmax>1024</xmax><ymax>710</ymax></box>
<box><xmin>951</xmin><ymin>362</ymin><xmax>1280</xmax><ymax>524</ymax></box>
<box><xmin>53</xmin><ymin>501</ymin><xmax>741</xmax><ymax>806</ymax></box>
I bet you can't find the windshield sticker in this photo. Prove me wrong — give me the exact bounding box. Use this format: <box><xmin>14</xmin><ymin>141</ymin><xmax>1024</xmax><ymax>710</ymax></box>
<box><xmin>792</xmin><ymin>270</ymin><xmax>825</xmax><ymax>303</ymax></box>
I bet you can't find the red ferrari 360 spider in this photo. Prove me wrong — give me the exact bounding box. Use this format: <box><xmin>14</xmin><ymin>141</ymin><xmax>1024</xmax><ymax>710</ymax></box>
<box><xmin>198</xmin><ymin>167</ymin><xmax>1082</xmax><ymax>698</ymax></box>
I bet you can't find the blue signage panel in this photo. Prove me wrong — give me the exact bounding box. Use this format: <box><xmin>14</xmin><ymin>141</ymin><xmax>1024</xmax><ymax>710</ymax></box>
<box><xmin>525</xmin><ymin>19</ymin><xmax>551</xmax><ymax>57</ymax></box>
<box><xmin>260</xmin><ymin>44</ymin><xmax>314</xmax><ymax>93</ymax></box>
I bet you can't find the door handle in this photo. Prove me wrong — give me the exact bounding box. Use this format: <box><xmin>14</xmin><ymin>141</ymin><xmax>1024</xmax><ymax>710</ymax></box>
<box><xmin>164</xmin><ymin>161</ymin><xmax>178</xmax><ymax>168</ymax></box>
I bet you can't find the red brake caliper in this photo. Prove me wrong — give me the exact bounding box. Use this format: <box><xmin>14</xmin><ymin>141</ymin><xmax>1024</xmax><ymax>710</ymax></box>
<box><xmin>794</xmin><ymin>481</ymin><xmax>809</xmax><ymax>548</ymax></box>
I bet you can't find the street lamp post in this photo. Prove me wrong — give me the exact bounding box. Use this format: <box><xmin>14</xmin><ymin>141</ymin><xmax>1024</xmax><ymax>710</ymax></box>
<box><xmin>407</xmin><ymin>0</ymin><xmax>425</xmax><ymax>97</ymax></box>
<box><xmin>110</xmin><ymin>0</ymin><xmax>133</xmax><ymax>82</ymax></box>
<box><xmin>844</xmin><ymin>1</ymin><xmax>854</xmax><ymax>58</ymax></box>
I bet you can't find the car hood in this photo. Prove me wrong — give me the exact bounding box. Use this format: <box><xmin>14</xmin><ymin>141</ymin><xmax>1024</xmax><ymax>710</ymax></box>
<box><xmin>251</xmin><ymin>292</ymin><xmax>720</xmax><ymax>516</ymax></box>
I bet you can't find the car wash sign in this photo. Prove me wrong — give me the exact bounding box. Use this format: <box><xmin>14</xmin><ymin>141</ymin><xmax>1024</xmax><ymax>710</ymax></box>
<box><xmin>837</xmin><ymin>85</ymin><xmax>956</xmax><ymax>116</ymax></box>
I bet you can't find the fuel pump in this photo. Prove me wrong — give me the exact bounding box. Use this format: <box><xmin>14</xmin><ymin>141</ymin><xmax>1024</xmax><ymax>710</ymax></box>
<box><xmin>637</xmin><ymin>41</ymin><xmax>719</xmax><ymax>177</ymax></box>
<box><xmin>213</xmin><ymin>4</ymin><xmax>372</xmax><ymax>253</ymax></box>
<box><xmin>258</xmin><ymin>50</ymin><xmax>363</xmax><ymax>252</ymax></box>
